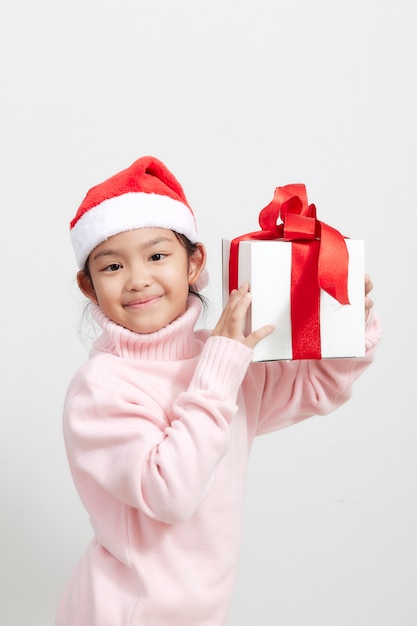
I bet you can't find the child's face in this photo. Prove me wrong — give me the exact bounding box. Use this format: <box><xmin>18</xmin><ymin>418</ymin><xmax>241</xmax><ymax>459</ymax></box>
<box><xmin>77</xmin><ymin>228</ymin><xmax>206</xmax><ymax>334</ymax></box>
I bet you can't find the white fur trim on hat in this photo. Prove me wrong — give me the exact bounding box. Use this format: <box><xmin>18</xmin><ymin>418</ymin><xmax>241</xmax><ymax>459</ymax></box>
<box><xmin>71</xmin><ymin>191</ymin><xmax>198</xmax><ymax>268</ymax></box>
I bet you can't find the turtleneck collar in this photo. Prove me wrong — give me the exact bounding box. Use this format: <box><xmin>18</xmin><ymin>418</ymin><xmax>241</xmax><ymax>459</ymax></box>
<box><xmin>90</xmin><ymin>295</ymin><xmax>204</xmax><ymax>361</ymax></box>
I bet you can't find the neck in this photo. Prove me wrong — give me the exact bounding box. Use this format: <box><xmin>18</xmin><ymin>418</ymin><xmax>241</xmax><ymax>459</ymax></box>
<box><xmin>90</xmin><ymin>295</ymin><xmax>204</xmax><ymax>361</ymax></box>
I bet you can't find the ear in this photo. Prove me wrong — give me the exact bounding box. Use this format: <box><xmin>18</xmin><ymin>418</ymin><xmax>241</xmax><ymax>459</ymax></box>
<box><xmin>188</xmin><ymin>243</ymin><xmax>207</xmax><ymax>286</ymax></box>
<box><xmin>77</xmin><ymin>270</ymin><xmax>99</xmax><ymax>305</ymax></box>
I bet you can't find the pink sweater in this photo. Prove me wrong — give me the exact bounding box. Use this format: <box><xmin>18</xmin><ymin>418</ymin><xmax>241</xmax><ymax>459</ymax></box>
<box><xmin>56</xmin><ymin>297</ymin><xmax>381</xmax><ymax>626</ymax></box>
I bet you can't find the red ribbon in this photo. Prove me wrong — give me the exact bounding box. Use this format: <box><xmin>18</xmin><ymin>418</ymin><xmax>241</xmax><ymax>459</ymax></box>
<box><xmin>228</xmin><ymin>184</ymin><xmax>350</xmax><ymax>359</ymax></box>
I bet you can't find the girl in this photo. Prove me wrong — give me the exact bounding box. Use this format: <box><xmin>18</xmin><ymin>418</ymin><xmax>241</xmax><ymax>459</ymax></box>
<box><xmin>57</xmin><ymin>156</ymin><xmax>381</xmax><ymax>626</ymax></box>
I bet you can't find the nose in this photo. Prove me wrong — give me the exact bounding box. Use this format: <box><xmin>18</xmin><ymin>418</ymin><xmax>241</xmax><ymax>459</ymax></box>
<box><xmin>125</xmin><ymin>263</ymin><xmax>152</xmax><ymax>291</ymax></box>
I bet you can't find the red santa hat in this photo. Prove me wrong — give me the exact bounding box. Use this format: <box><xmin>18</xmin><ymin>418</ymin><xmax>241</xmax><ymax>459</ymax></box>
<box><xmin>70</xmin><ymin>156</ymin><xmax>198</xmax><ymax>269</ymax></box>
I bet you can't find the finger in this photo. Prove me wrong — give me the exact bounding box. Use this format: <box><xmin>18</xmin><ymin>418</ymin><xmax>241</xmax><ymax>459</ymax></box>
<box><xmin>224</xmin><ymin>282</ymin><xmax>250</xmax><ymax>310</ymax></box>
<box><xmin>215</xmin><ymin>285</ymin><xmax>246</xmax><ymax>321</ymax></box>
<box><xmin>243</xmin><ymin>324</ymin><xmax>275</xmax><ymax>350</ymax></box>
<box><xmin>224</xmin><ymin>283</ymin><xmax>252</xmax><ymax>319</ymax></box>
<box><xmin>365</xmin><ymin>296</ymin><xmax>373</xmax><ymax>321</ymax></box>
<box><xmin>224</xmin><ymin>292</ymin><xmax>252</xmax><ymax>337</ymax></box>
<box><xmin>364</xmin><ymin>274</ymin><xmax>373</xmax><ymax>296</ymax></box>
<box><xmin>212</xmin><ymin>285</ymin><xmax>252</xmax><ymax>338</ymax></box>
<box><xmin>365</xmin><ymin>296</ymin><xmax>374</xmax><ymax>311</ymax></box>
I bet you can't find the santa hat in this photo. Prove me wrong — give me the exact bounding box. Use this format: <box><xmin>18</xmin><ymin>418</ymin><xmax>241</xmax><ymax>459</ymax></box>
<box><xmin>70</xmin><ymin>156</ymin><xmax>198</xmax><ymax>269</ymax></box>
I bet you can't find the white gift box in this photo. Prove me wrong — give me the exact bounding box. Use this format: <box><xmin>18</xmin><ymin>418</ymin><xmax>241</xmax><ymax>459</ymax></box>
<box><xmin>222</xmin><ymin>239</ymin><xmax>365</xmax><ymax>362</ymax></box>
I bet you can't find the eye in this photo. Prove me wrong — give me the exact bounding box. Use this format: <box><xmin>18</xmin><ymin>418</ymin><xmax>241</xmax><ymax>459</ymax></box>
<box><xmin>150</xmin><ymin>253</ymin><xmax>166</xmax><ymax>262</ymax></box>
<box><xmin>103</xmin><ymin>263</ymin><xmax>122</xmax><ymax>272</ymax></box>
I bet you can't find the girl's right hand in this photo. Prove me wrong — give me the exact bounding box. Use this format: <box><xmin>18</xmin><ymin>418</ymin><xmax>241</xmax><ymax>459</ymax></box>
<box><xmin>212</xmin><ymin>282</ymin><xmax>274</xmax><ymax>350</ymax></box>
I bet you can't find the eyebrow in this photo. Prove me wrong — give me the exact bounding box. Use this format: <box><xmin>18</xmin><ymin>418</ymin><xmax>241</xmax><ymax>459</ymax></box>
<box><xmin>91</xmin><ymin>236</ymin><xmax>175</xmax><ymax>261</ymax></box>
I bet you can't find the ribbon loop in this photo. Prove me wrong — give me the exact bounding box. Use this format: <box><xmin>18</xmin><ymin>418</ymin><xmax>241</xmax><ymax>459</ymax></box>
<box><xmin>258</xmin><ymin>198</ymin><xmax>282</xmax><ymax>235</ymax></box>
<box><xmin>282</xmin><ymin>212</ymin><xmax>316</xmax><ymax>241</ymax></box>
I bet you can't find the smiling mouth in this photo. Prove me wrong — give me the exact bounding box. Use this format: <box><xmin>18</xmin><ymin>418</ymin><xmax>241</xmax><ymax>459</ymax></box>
<box><xmin>124</xmin><ymin>296</ymin><xmax>162</xmax><ymax>309</ymax></box>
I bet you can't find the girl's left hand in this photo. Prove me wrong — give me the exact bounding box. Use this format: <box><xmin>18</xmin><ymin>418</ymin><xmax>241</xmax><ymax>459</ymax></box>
<box><xmin>365</xmin><ymin>274</ymin><xmax>374</xmax><ymax>321</ymax></box>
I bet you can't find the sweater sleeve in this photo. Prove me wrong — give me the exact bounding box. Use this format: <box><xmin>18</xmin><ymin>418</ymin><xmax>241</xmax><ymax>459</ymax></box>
<box><xmin>245</xmin><ymin>310</ymin><xmax>382</xmax><ymax>437</ymax></box>
<box><xmin>64</xmin><ymin>336</ymin><xmax>253</xmax><ymax>525</ymax></box>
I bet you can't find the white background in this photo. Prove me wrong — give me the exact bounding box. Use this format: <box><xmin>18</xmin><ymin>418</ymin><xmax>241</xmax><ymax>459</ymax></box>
<box><xmin>1</xmin><ymin>1</ymin><xmax>416</xmax><ymax>624</ymax></box>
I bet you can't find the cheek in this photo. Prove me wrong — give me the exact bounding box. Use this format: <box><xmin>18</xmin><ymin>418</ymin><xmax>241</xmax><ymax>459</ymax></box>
<box><xmin>164</xmin><ymin>260</ymin><xmax>191</xmax><ymax>284</ymax></box>
<box><xmin>93</xmin><ymin>279</ymin><xmax>118</xmax><ymax>306</ymax></box>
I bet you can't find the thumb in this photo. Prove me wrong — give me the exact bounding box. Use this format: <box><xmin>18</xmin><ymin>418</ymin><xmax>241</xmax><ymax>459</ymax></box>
<box><xmin>243</xmin><ymin>324</ymin><xmax>275</xmax><ymax>350</ymax></box>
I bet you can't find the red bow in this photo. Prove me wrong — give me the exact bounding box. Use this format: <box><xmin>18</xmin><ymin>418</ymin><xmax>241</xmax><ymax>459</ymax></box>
<box><xmin>228</xmin><ymin>184</ymin><xmax>350</xmax><ymax>359</ymax></box>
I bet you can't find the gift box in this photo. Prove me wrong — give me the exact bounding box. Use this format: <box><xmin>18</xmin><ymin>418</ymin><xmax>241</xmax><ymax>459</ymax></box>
<box><xmin>222</xmin><ymin>184</ymin><xmax>365</xmax><ymax>362</ymax></box>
